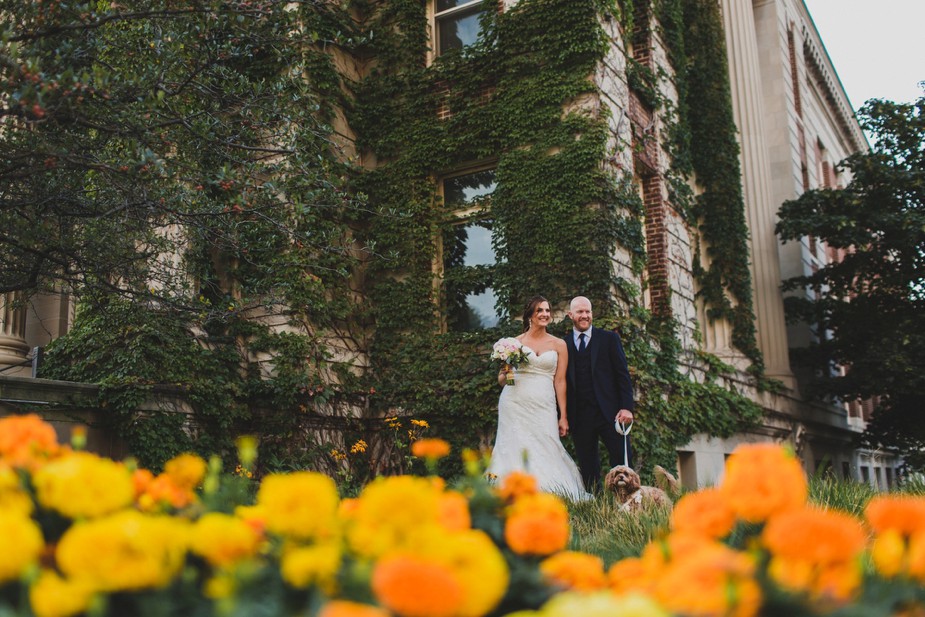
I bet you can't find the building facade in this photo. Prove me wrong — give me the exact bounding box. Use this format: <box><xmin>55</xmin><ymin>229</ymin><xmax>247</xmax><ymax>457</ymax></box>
<box><xmin>0</xmin><ymin>0</ymin><xmax>900</xmax><ymax>486</ymax></box>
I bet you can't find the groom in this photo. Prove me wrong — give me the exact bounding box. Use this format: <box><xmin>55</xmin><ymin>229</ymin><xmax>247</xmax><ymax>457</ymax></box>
<box><xmin>564</xmin><ymin>296</ymin><xmax>635</xmax><ymax>491</ymax></box>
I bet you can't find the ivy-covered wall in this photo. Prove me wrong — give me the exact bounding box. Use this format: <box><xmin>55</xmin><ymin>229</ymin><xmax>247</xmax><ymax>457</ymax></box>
<box><xmin>347</xmin><ymin>0</ymin><xmax>763</xmax><ymax>477</ymax></box>
<box><xmin>40</xmin><ymin>0</ymin><xmax>765</xmax><ymax>479</ymax></box>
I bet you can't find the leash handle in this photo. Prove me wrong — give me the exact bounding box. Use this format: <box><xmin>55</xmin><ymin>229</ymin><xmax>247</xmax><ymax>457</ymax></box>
<box><xmin>615</xmin><ymin>419</ymin><xmax>633</xmax><ymax>467</ymax></box>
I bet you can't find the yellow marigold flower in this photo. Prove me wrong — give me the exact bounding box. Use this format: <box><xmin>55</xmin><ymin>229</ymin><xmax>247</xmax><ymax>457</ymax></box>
<box><xmin>190</xmin><ymin>513</ymin><xmax>262</xmax><ymax>567</ymax></box>
<box><xmin>29</xmin><ymin>570</ymin><xmax>95</xmax><ymax>617</ymax></box>
<box><xmin>256</xmin><ymin>471</ymin><xmax>340</xmax><ymax>542</ymax></box>
<box><xmin>653</xmin><ymin>540</ymin><xmax>760</xmax><ymax>617</ymax></box>
<box><xmin>438</xmin><ymin>491</ymin><xmax>471</xmax><ymax>531</ymax></box>
<box><xmin>350</xmin><ymin>439</ymin><xmax>368</xmax><ymax>454</ymax></box>
<box><xmin>347</xmin><ymin>475</ymin><xmax>446</xmax><ymax>558</ymax></box>
<box><xmin>203</xmin><ymin>572</ymin><xmax>236</xmax><ymax>600</ymax></box>
<box><xmin>423</xmin><ymin>528</ymin><xmax>509</xmax><ymax>617</ymax></box>
<box><xmin>411</xmin><ymin>438</ymin><xmax>451</xmax><ymax>460</ymax></box>
<box><xmin>763</xmin><ymin>507</ymin><xmax>866</xmax><ymax>565</ymax></box>
<box><xmin>318</xmin><ymin>600</ymin><xmax>390</xmax><ymax>617</ymax></box>
<box><xmin>163</xmin><ymin>453</ymin><xmax>207</xmax><ymax>491</ymax></box>
<box><xmin>498</xmin><ymin>471</ymin><xmax>539</xmax><ymax>502</ymax></box>
<box><xmin>865</xmin><ymin>495</ymin><xmax>925</xmax><ymax>536</ymax></box>
<box><xmin>280</xmin><ymin>542</ymin><xmax>341</xmax><ymax>594</ymax></box>
<box><xmin>504</xmin><ymin>492</ymin><xmax>570</xmax><ymax>556</ymax></box>
<box><xmin>720</xmin><ymin>443</ymin><xmax>807</xmax><ymax>523</ymax></box>
<box><xmin>0</xmin><ymin>464</ymin><xmax>33</xmax><ymax>516</ymax></box>
<box><xmin>871</xmin><ymin>528</ymin><xmax>907</xmax><ymax>578</ymax></box>
<box><xmin>371</xmin><ymin>555</ymin><xmax>464</xmax><ymax>617</ymax></box>
<box><xmin>908</xmin><ymin>531</ymin><xmax>925</xmax><ymax>583</ymax></box>
<box><xmin>537</xmin><ymin>591</ymin><xmax>670</xmax><ymax>617</ymax></box>
<box><xmin>235</xmin><ymin>435</ymin><xmax>258</xmax><ymax>468</ymax></box>
<box><xmin>411</xmin><ymin>419</ymin><xmax>430</xmax><ymax>428</ymax></box>
<box><xmin>671</xmin><ymin>488</ymin><xmax>736</xmax><ymax>539</ymax></box>
<box><xmin>33</xmin><ymin>451</ymin><xmax>134</xmax><ymax>519</ymax></box>
<box><xmin>0</xmin><ymin>512</ymin><xmax>44</xmax><ymax>584</ymax></box>
<box><xmin>0</xmin><ymin>413</ymin><xmax>60</xmax><ymax>470</ymax></box>
<box><xmin>56</xmin><ymin>511</ymin><xmax>189</xmax><ymax>591</ymax></box>
<box><xmin>540</xmin><ymin>551</ymin><xmax>607</xmax><ymax>591</ymax></box>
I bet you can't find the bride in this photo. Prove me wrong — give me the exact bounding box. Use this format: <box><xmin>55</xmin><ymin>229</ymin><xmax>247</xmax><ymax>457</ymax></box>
<box><xmin>488</xmin><ymin>296</ymin><xmax>589</xmax><ymax>500</ymax></box>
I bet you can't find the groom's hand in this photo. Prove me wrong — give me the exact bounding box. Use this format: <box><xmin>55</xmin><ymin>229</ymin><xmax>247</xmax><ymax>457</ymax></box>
<box><xmin>616</xmin><ymin>409</ymin><xmax>634</xmax><ymax>424</ymax></box>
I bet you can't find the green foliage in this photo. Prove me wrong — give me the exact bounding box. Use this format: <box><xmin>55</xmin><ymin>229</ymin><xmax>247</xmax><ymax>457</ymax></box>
<box><xmin>8</xmin><ymin>0</ymin><xmax>764</xmax><ymax>471</ymax></box>
<box><xmin>776</xmin><ymin>95</ymin><xmax>925</xmax><ymax>470</ymax></box>
<box><xmin>351</xmin><ymin>0</ymin><xmax>762</xmax><ymax>475</ymax></box>
<box><xmin>568</xmin><ymin>495</ymin><xmax>671</xmax><ymax>564</ymax></box>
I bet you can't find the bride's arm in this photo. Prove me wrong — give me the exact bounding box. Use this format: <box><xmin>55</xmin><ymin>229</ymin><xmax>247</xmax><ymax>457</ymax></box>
<box><xmin>553</xmin><ymin>339</ymin><xmax>569</xmax><ymax>436</ymax></box>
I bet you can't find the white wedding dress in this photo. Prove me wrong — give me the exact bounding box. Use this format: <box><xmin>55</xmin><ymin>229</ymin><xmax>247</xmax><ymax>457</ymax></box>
<box><xmin>488</xmin><ymin>347</ymin><xmax>589</xmax><ymax>501</ymax></box>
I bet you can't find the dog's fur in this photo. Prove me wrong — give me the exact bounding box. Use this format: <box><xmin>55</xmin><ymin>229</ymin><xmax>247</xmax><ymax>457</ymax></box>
<box><xmin>604</xmin><ymin>465</ymin><xmax>677</xmax><ymax>513</ymax></box>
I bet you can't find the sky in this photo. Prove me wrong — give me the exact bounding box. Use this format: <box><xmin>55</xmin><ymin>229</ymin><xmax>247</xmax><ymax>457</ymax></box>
<box><xmin>802</xmin><ymin>0</ymin><xmax>924</xmax><ymax>112</ymax></box>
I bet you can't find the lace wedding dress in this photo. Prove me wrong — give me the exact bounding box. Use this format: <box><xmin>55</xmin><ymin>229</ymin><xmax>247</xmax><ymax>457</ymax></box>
<box><xmin>488</xmin><ymin>347</ymin><xmax>589</xmax><ymax>501</ymax></box>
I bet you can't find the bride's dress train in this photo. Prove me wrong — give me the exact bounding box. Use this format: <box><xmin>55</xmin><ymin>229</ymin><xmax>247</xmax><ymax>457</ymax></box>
<box><xmin>488</xmin><ymin>347</ymin><xmax>589</xmax><ymax>501</ymax></box>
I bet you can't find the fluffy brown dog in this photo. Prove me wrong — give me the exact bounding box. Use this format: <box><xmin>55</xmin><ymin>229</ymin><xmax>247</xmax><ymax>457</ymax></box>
<box><xmin>604</xmin><ymin>465</ymin><xmax>675</xmax><ymax>513</ymax></box>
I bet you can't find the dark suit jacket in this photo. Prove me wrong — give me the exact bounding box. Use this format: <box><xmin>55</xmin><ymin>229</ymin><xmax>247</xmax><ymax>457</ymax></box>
<box><xmin>564</xmin><ymin>326</ymin><xmax>635</xmax><ymax>425</ymax></box>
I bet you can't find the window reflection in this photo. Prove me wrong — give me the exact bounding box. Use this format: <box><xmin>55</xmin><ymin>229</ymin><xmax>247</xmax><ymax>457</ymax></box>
<box><xmin>442</xmin><ymin>168</ymin><xmax>501</xmax><ymax>331</ymax></box>
<box><xmin>435</xmin><ymin>0</ymin><xmax>485</xmax><ymax>56</ymax></box>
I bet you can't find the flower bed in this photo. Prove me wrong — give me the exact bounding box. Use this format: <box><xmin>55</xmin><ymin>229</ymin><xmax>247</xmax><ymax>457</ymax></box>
<box><xmin>1</xmin><ymin>414</ymin><xmax>924</xmax><ymax>616</ymax></box>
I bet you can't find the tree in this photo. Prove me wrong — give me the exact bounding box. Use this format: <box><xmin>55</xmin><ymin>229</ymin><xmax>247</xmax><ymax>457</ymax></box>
<box><xmin>776</xmin><ymin>94</ymin><xmax>925</xmax><ymax>470</ymax></box>
<box><xmin>1</xmin><ymin>0</ymin><xmax>361</xmax><ymax>316</ymax></box>
<box><xmin>0</xmin><ymin>1</ymin><xmax>368</xmax><ymax>467</ymax></box>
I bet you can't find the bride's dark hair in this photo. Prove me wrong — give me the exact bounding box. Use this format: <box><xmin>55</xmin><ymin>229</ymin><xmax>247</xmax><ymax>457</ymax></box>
<box><xmin>521</xmin><ymin>295</ymin><xmax>549</xmax><ymax>332</ymax></box>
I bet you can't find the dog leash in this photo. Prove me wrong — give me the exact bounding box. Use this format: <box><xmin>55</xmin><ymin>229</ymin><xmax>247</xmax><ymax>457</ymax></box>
<box><xmin>615</xmin><ymin>419</ymin><xmax>633</xmax><ymax>467</ymax></box>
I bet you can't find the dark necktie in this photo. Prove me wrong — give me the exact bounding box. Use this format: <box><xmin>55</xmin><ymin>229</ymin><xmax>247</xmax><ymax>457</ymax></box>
<box><xmin>578</xmin><ymin>333</ymin><xmax>586</xmax><ymax>353</ymax></box>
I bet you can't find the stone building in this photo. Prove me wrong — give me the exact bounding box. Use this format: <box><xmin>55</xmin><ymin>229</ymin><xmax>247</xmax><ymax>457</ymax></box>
<box><xmin>0</xmin><ymin>0</ymin><xmax>900</xmax><ymax>486</ymax></box>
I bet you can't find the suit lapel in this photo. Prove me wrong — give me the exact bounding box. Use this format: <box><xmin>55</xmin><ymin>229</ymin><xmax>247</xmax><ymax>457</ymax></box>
<box><xmin>588</xmin><ymin>326</ymin><xmax>601</xmax><ymax>373</ymax></box>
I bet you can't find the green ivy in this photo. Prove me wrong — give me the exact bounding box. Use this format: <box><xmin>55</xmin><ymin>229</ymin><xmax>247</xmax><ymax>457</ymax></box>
<box><xmin>38</xmin><ymin>0</ymin><xmax>764</xmax><ymax>477</ymax></box>
<box><xmin>349</xmin><ymin>0</ymin><xmax>762</xmax><ymax>476</ymax></box>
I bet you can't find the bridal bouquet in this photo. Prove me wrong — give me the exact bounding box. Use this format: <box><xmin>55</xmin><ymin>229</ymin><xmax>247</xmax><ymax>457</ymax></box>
<box><xmin>491</xmin><ymin>337</ymin><xmax>529</xmax><ymax>386</ymax></box>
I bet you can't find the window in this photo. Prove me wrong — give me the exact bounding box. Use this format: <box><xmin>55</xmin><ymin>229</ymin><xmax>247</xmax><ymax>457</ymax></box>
<box><xmin>441</xmin><ymin>168</ymin><xmax>500</xmax><ymax>331</ymax></box>
<box><xmin>434</xmin><ymin>0</ymin><xmax>487</xmax><ymax>56</ymax></box>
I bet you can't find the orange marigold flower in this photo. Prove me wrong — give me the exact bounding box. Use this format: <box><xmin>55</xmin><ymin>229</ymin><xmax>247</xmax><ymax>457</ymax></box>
<box><xmin>0</xmin><ymin>413</ymin><xmax>59</xmax><ymax>470</ymax></box>
<box><xmin>132</xmin><ymin>468</ymin><xmax>155</xmax><ymax>498</ymax></box>
<box><xmin>318</xmin><ymin>601</ymin><xmax>390</xmax><ymax>617</ymax></box>
<box><xmin>163</xmin><ymin>453</ymin><xmax>207</xmax><ymax>492</ymax></box>
<box><xmin>607</xmin><ymin>557</ymin><xmax>655</xmax><ymax>596</ymax></box>
<box><xmin>504</xmin><ymin>493</ymin><xmax>570</xmax><ymax>556</ymax></box>
<box><xmin>865</xmin><ymin>495</ymin><xmax>925</xmax><ymax>536</ymax></box>
<box><xmin>371</xmin><ymin>555</ymin><xmax>464</xmax><ymax>617</ymax></box>
<box><xmin>671</xmin><ymin>488</ymin><xmax>736</xmax><ymax>539</ymax></box>
<box><xmin>497</xmin><ymin>471</ymin><xmax>539</xmax><ymax>502</ymax></box>
<box><xmin>720</xmin><ymin>443</ymin><xmax>807</xmax><ymax>523</ymax></box>
<box><xmin>763</xmin><ymin>507</ymin><xmax>866</xmax><ymax>602</ymax></box>
<box><xmin>438</xmin><ymin>491</ymin><xmax>471</xmax><ymax>531</ymax></box>
<box><xmin>763</xmin><ymin>506</ymin><xmax>867</xmax><ymax>565</ymax></box>
<box><xmin>411</xmin><ymin>438</ymin><xmax>451</xmax><ymax>460</ymax></box>
<box><xmin>139</xmin><ymin>474</ymin><xmax>196</xmax><ymax>511</ymax></box>
<box><xmin>654</xmin><ymin>540</ymin><xmax>760</xmax><ymax>617</ymax></box>
<box><xmin>540</xmin><ymin>551</ymin><xmax>607</xmax><ymax>591</ymax></box>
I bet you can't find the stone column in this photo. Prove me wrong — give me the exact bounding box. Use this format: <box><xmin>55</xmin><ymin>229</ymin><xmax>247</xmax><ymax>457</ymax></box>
<box><xmin>718</xmin><ymin>0</ymin><xmax>795</xmax><ymax>388</ymax></box>
<box><xmin>0</xmin><ymin>293</ymin><xmax>30</xmax><ymax>376</ymax></box>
